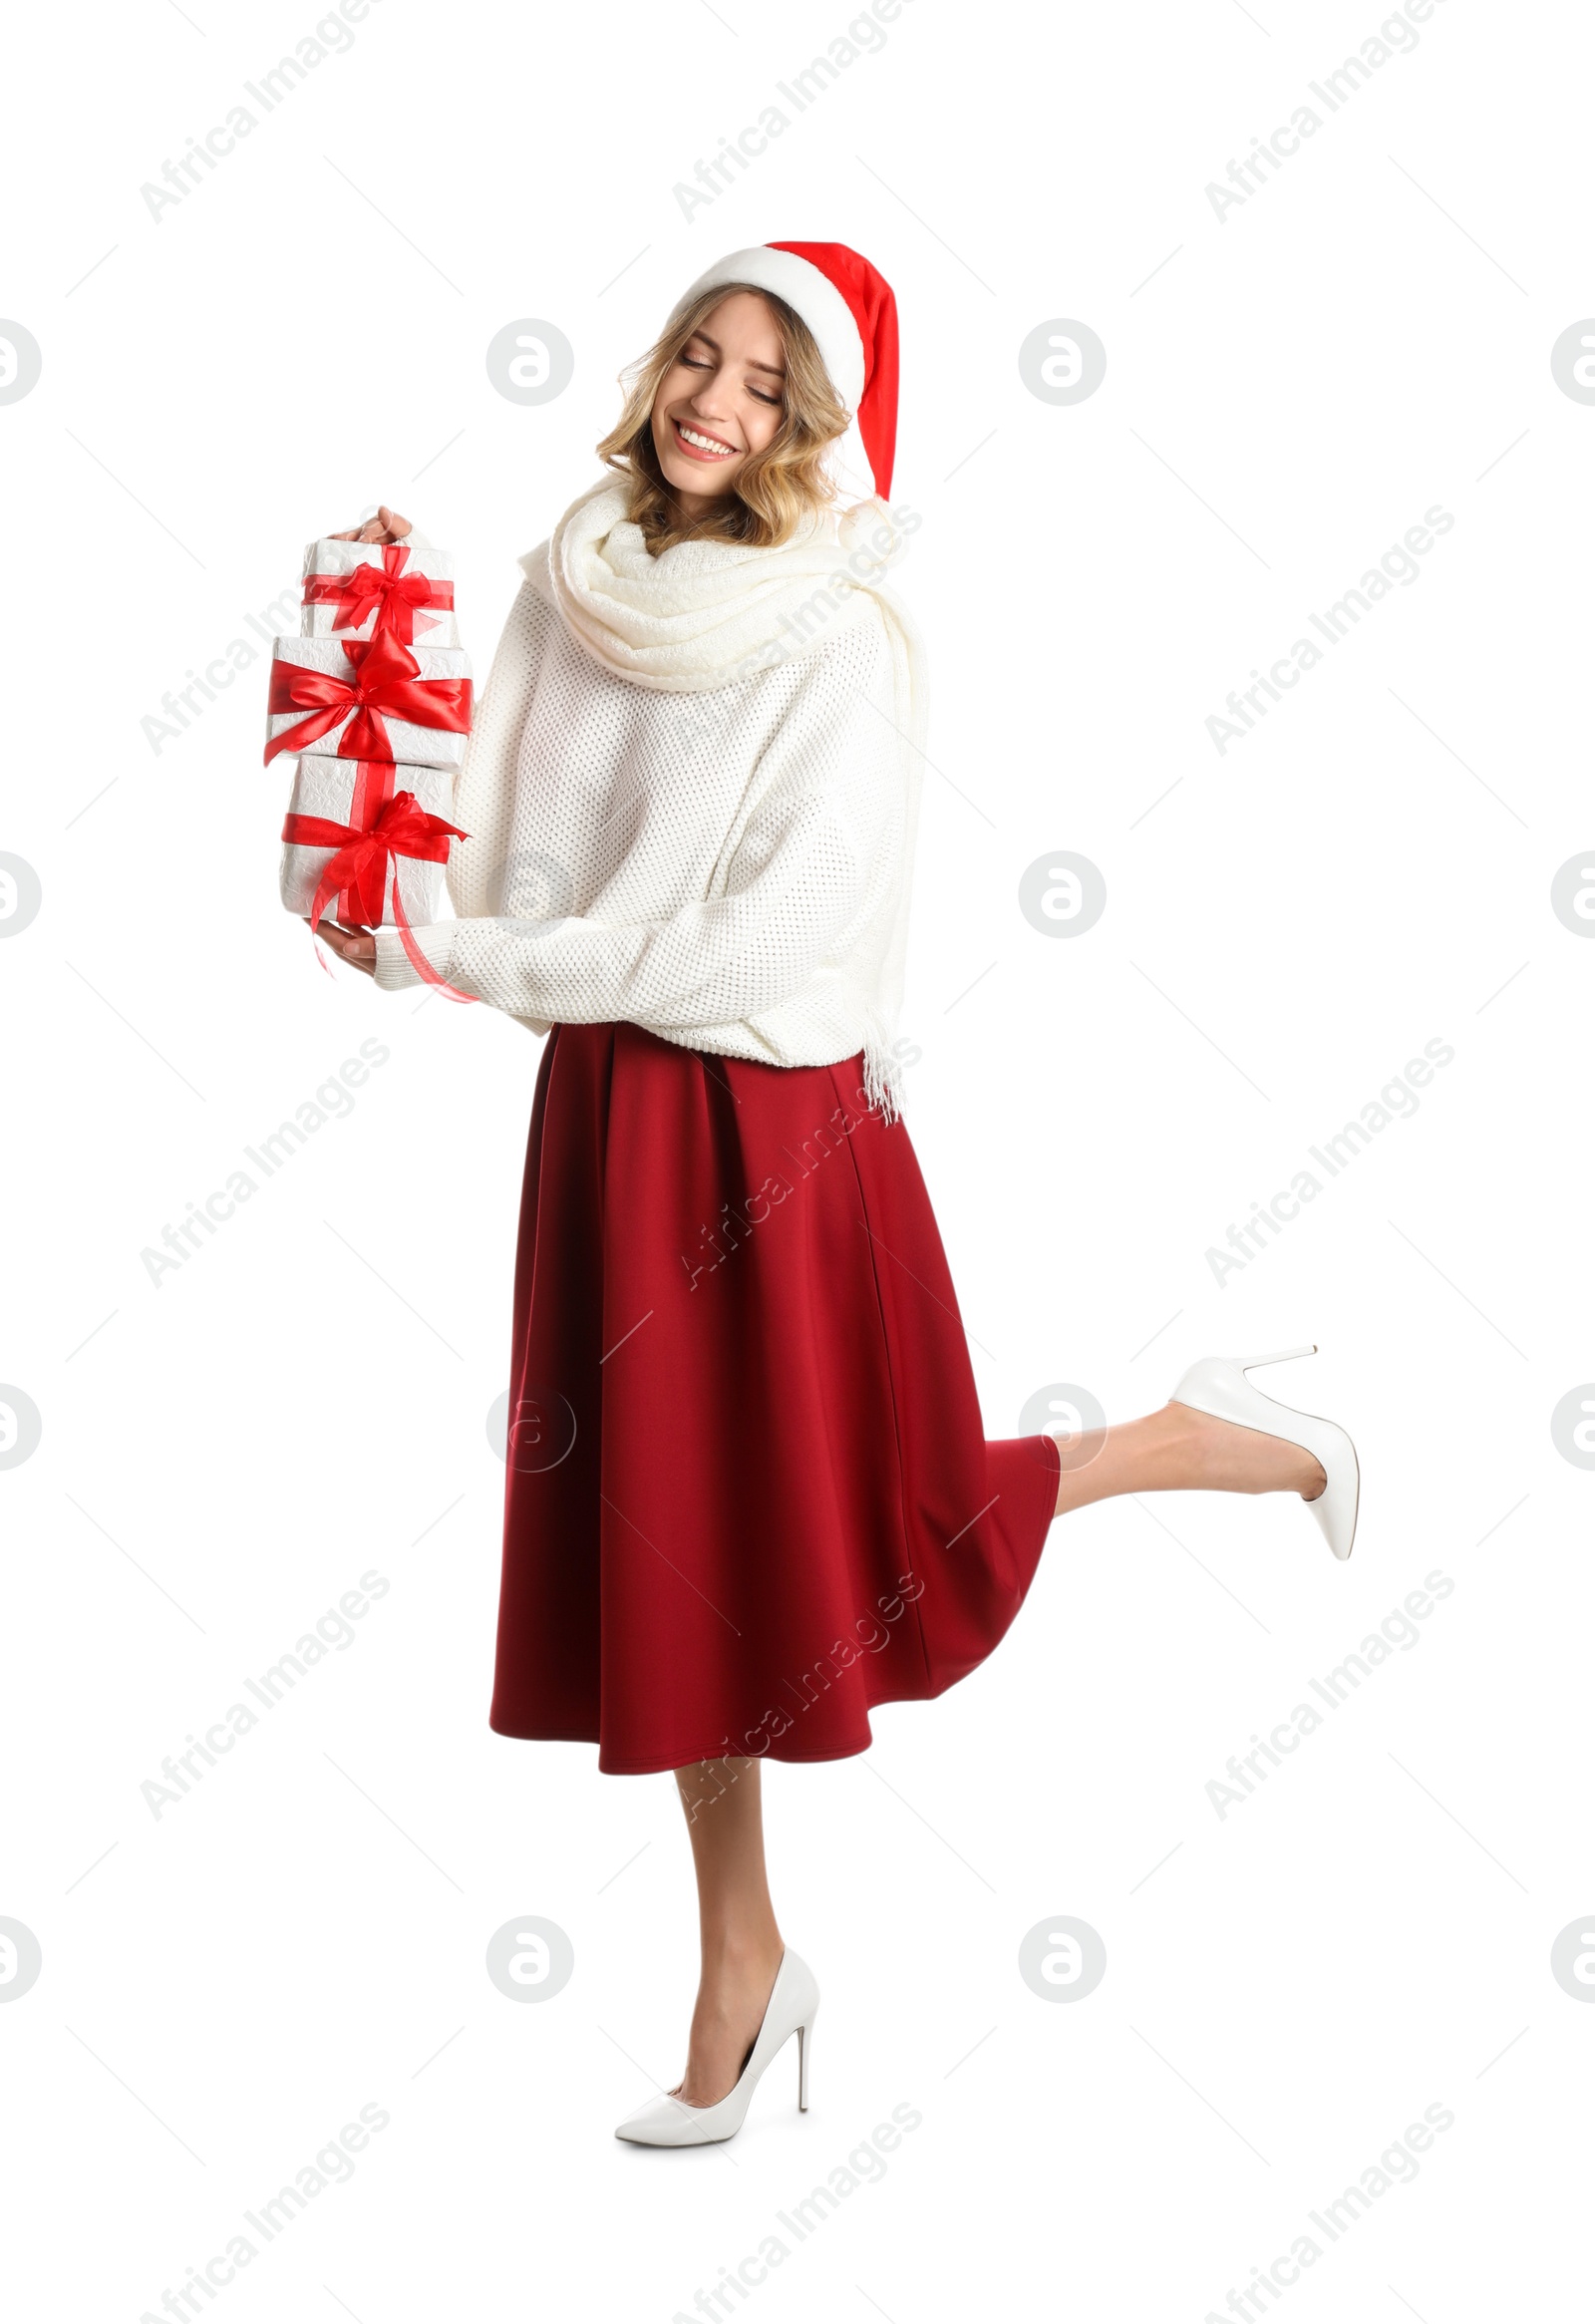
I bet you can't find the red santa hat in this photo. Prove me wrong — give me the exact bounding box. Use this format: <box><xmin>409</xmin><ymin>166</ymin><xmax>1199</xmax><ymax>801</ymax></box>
<box><xmin>666</xmin><ymin>241</ymin><xmax>900</xmax><ymax>501</ymax></box>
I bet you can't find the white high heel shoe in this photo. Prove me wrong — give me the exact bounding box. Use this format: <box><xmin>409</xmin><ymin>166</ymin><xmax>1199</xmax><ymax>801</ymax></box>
<box><xmin>1168</xmin><ymin>1344</ymin><xmax>1359</xmax><ymax>1561</ymax></box>
<box><xmin>614</xmin><ymin>1949</ymin><xmax>820</xmax><ymax>2147</ymax></box>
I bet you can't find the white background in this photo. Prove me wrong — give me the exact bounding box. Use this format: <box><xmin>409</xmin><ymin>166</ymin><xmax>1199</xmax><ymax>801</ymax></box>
<box><xmin>3</xmin><ymin>1</ymin><xmax>1589</xmax><ymax>2316</ymax></box>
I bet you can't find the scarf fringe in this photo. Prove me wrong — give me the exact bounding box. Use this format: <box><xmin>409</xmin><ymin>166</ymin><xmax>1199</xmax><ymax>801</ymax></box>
<box><xmin>861</xmin><ymin>1019</ymin><xmax>906</xmax><ymax>1126</ymax></box>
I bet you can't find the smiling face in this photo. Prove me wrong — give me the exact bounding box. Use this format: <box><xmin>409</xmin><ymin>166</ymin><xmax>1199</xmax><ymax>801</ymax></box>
<box><xmin>648</xmin><ymin>290</ymin><xmax>790</xmax><ymax>520</ymax></box>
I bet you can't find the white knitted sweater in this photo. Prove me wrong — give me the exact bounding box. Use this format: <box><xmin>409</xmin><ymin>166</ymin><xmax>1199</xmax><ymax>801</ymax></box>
<box><xmin>371</xmin><ymin>482</ymin><xmax>926</xmax><ymax>1115</ymax></box>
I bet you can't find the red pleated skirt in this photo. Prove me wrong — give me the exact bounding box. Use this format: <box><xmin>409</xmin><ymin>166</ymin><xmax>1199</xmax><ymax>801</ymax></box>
<box><xmin>488</xmin><ymin>1023</ymin><xmax>1060</xmax><ymax>1774</ymax></box>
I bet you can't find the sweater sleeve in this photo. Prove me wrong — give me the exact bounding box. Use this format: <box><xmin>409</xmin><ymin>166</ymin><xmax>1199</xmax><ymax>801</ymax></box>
<box><xmin>435</xmin><ymin>570</ymin><xmax>550</xmax><ymax>925</ymax></box>
<box><xmin>372</xmin><ymin>621</ymin><xmax>902</xmax><ymax>1040</ymax></box>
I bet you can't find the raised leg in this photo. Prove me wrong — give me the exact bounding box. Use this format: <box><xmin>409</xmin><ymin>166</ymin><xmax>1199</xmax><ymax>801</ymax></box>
<box><xmin>669</xmin><ymin>1756</ymin><xmax>786</xmax><ymax>2108</ymax></box>
<box><xmin>1054</xmin><ymin>1400</ymin><xmax>1326</xmax><ymax>1519</ymax></box>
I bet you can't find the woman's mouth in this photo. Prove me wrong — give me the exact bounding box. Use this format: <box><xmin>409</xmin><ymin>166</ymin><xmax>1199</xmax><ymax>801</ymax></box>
<box><xmin>672</xmin><ymin>417</ymin><xmax>737</xmax><ymax>463</ymax></box>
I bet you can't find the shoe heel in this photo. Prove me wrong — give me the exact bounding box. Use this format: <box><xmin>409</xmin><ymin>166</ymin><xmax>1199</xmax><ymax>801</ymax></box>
<box><xmin>1237</xmin><ymin>1344</ymin><xmax>1317</xmax><ymax>1371</ymax></box>
<box><xmin>797</xmin><ymin>2020</ymin><xmax>812</xmax><ymax>2112</ymax></box>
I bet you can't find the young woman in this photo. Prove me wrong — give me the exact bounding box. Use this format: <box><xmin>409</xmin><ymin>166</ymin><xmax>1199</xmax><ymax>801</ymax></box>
<box><xmin>312</xmin><ymin>242</ymin><xmax>1358</xmax><ymax>2148</ymax></box>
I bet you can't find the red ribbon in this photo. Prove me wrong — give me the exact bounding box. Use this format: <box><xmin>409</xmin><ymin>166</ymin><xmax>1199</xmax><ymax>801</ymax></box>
<box><xmin>302</xmin><ymin>543</ymin><xmax>456</xmax><ymax>644</ymax></box>
<box><xmin>264</xmin><ymin>627</ymin><xmax>473</xmax><ymax>767</ymax></box>
<box><xmin>282</xmin><ymin>772</ymin><xmax>477</xmax><ymax>1002</ymax></box>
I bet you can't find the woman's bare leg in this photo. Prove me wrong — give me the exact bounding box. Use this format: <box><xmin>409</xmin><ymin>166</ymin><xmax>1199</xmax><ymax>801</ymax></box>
<box><xmin>669</xmin><ymin>1756</ymin><xmax>786</xmax><ymax>2108</ymax></box>
<box><xmin>1054</xmin><ymin>1401</ymin><xmax>1326</xmax><ymax>1518</ymax></box>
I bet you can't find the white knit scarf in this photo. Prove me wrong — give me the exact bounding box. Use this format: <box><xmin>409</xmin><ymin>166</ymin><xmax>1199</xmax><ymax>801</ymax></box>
<box><xmin>526</xmin><ymin>475</ymin><xmax>929</xmax><ymax>1118</ymax></box>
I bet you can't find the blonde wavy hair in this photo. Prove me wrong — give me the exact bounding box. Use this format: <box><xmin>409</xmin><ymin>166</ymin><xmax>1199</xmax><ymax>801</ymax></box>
<box><xmin>595</xmin><ymin>284</ymin><xmax>851</xmax><ymax>554</ymax></box>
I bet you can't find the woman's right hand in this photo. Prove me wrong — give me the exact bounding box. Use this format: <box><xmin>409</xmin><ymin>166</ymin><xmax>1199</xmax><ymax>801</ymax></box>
<box><xmin>328</xmin><ymin>504</ymin><xmax>413</xmax><ymax>545</ymax></box>
<box><xmin>307</xmin><ymin>919</ymin><xmax>378</xmax><ymax>975</ymax></box>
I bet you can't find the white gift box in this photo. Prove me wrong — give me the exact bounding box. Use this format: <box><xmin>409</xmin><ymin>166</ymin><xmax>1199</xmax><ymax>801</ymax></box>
<box><xmin>266</xmin><ymin>634</ymin><xmax>473</xmax><ymax>773</ymax></box>
<box><xmin>300</xmin><ymin>536</ymin><xmax>459</xmax><ymax>645</ymax></box>
<box><xmin>279</xmin><ymin>756</ymin><xmax>459</xmax><ymax>928</ymax></box>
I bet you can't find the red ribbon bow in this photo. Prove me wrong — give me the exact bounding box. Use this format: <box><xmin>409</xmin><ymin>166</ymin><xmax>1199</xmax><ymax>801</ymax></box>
<box><xmin>264</xmin><ymin>627</ymin><xmax>473</xmax><ymax>767</ymax></box>
<box><xmin>281</xmin><ymin>768</ymin><xmax>476</xmax><ymax>1001</ymax></box>
<box><xmin>302</xmin><ymin>543</ymin><xmax>456</xmax><ymax>644</ymax></box>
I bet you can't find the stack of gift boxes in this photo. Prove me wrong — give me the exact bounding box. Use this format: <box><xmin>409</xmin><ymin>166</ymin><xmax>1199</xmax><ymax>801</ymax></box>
<box><xmin>268</xmin><ymin>536</ymin><xmax>474</xmax><ymax>983</ymax></box>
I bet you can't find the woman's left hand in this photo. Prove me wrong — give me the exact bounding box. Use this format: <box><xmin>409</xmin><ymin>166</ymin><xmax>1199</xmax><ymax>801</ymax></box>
<box><xmin>329</xmin><ymin>504</ymin><xmax>413</xmax><ymax>546</ymax></box>
<box><xmin>307</xmin><ymin>919</ymin><xmax>377</xmax><ymax>976</ymax></box>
